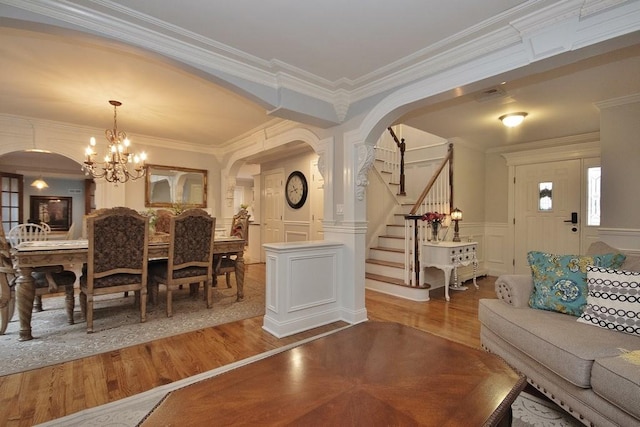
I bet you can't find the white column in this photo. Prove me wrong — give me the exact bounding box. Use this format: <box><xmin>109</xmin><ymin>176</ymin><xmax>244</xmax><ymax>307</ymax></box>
<box><xmin>322</xmin><ymin>131</ymin><xmax>372</xmax><ymax>325</ymax></box>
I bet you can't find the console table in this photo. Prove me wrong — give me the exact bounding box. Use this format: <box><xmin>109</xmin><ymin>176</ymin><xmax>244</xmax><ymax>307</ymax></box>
<box><xmin>422</xmin><ymin>241</ymin><xmax>478</xmax><ymax>301</ymax></box>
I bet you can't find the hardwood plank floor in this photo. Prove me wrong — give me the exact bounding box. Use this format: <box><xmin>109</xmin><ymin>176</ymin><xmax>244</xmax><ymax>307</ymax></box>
<box><xmin>0</xmin><ymin>264</ymin><xmax>498</xmax><ymax>426</ymax></box>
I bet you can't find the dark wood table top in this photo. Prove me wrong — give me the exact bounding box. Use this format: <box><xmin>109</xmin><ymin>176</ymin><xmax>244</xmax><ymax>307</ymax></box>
<box><xmin>141</xmin><ymin>322</ymin><xmax>525</xmax><ymax>426</ymax></box>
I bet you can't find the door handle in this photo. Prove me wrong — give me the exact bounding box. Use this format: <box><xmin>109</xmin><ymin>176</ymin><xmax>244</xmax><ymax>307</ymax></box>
<box><xmin>563</xmin><ymin>212</ymin><xmax>578</xmax><ymax>224</ymax></box>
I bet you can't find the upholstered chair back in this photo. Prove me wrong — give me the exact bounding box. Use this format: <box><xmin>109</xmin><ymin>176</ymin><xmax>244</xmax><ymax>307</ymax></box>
<box><xmin>230</xmin><ymin>209</ymin><xmax>250</xmax><ymax>243</ymax></box>
<box><xmin>81</xmin><ymin>206</ymin><xmax>149</xmax><ymax>333</ymax></box>
<box><xmin>87</xmin><ymin>207</ymin><xmax>148</xmax><ymax>284</ymax></box>
<box><xmin>149</xmin><ymin>208</ymin><xmax>215</xmax><ymax>317</ymax></box>
<box><xmin>154</xmin><ymin>209</ymin><xmax>173</xmax><ymax>234</ymax></box>
<box><xmin>169</xmin><ymin>208</ymin><xmax>215</xmax><ymax>277</ymax></box>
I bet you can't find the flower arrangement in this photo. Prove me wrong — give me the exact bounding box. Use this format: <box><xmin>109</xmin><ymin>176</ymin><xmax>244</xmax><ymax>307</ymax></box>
<box><xmin>421</xmin><ymin>212</ymin><xmax>446</xmax><ymax>224</ymax></box>
<box><xmin>140</xmin><ymin>209</ymin><xmax>158</xmax><ymax>228</ymax></box>
<box><xmin>421</xmin><ymin>212</ymin><xmax>446</xmax><ymax>242</ymax></box>
<box><xmin>170</xmin><ymin>202</ymin><xmax>195</xmax><ymax>215</ymax></box>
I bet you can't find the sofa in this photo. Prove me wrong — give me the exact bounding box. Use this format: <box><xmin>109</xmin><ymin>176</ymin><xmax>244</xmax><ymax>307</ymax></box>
<box><xmin>479</xmin><ymin>242</ymin><xmax>640</xmax><ymax>427</ymax></box>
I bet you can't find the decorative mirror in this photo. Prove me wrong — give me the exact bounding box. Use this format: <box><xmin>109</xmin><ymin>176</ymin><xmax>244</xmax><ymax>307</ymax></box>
<box><xmin>145</xmin><ymin>164</ymin><xmax>207</xmax><ymax>208</ymax></box>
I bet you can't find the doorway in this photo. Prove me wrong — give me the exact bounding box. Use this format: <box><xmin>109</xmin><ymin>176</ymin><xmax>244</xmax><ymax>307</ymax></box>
<box><xmin>506</xmin><ymin>142</ymin><xmax>601</xmax><ymax>274</ymax></box>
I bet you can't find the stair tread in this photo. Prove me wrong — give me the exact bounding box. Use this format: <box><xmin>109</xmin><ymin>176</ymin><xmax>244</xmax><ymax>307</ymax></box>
<box><xmin>366</xmin><ymin>258</ymin><xmax>404</xmax><ymax>268</ymax></box>
<box><xmin>365</xmin><ymin>272</ymin><xmax>405</xmax><ymax>285</ymax></box>
<box><xmin>370</xmin><ymin>246</ymin><xmax>404</xmax><ymax>253</ymax></box>
<box><xmin>379</xmin><ymin>234</ymin><xmax>403</xmax><ymax>240</ymax></box>
<box><xmin>366</xmin><ymin>272</ymin><xmax>431</xmax><ymax>289</ymax></box>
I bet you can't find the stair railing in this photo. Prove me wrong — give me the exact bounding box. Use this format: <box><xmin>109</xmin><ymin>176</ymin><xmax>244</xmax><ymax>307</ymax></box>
<box><xmin>387</xmin><ymin>127</ymin><xmax>406</xmax><ymax>196</ymax></box>
<box><xmin>404</xmin><ymin>143</ymin><xmax>453</xmax><ymax>286</ymax></box>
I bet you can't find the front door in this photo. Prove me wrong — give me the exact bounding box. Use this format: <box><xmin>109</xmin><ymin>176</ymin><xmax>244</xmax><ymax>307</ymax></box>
<box><xmin>513</xmin><ymin>159</ymin><xmax>581</xmax><ymax>273</ymax></box>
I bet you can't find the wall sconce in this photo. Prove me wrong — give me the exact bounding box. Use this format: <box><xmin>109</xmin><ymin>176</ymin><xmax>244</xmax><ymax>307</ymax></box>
<box><xmin>451</xmin><ymin>208</ymin><xmax>462</xmax><ymax>242</ymax></box>
<box><xmin>499</xmin><ymin>112</ymin><xmax>527</xmax><ymax>127</ymax></box>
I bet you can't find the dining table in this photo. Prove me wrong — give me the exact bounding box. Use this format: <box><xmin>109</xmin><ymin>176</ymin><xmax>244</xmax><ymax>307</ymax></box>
<box><xmin>10</xmin><ymin>236</ymin><xmax>246</xmax><ymax>341</ymax></box>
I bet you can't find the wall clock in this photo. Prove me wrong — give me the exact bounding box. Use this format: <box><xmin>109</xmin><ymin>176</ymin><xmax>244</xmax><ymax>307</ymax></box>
<box><xmin>285</xmin><ymin>170</ymin><xmax>308</xmax><ymax>209</ymax></box>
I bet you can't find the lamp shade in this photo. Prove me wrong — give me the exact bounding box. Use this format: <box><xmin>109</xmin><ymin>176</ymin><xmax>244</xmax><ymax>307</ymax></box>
<box><xmin>451</xmin><ymin>208</ymin><xmax>462</xmax><ymax>221</ymax></box>
<box><xmin>31</xmin><ymin>177</ymin><xmax>49</xmax><ymax>190</ymax></box>
<box><xmin>499</xmin><ymin>112</ymin><xmax>527</xmax><ymax>127</ymax></box>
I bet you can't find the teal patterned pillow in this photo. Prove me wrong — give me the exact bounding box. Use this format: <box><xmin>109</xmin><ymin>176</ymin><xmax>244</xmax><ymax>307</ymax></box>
<box><xmin>527</xmin><ymin>251</ymin><xmax>626</xmax><ymax>316</ymax></box>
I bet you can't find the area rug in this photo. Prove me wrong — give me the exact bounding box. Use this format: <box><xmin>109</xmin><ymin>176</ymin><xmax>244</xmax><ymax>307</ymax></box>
<box><xmin>0</xmin><ymin>279</ymin><xmax>265</xmax><ymax>376</ymax></box>
<box><xmin>512</xmin><ymin>390</ymin><xmax>583</xmax><ymax>427</ymax></box>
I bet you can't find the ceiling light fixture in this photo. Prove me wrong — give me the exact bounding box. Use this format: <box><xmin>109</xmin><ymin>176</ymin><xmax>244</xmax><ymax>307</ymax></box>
<box><xmin>30</xmin><ymin>177</ymin><xmax>48</xmax><ymax>190</ymax></box>
<box><xmin>82</xmin><ymin>100</ymin><xmax>147</xmax><ymax>185</ymax></box>
<box><xmin>499</xmin><ymin>112</ymin><xmax>528</xmax><ymax>127</ymax></box>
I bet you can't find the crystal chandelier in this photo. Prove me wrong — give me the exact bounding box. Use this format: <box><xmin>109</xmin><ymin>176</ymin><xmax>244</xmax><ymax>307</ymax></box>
<box><xmin>82</xmin><ymin>100</ymin><xmax>147</xmax><ymax>184</ymax></box>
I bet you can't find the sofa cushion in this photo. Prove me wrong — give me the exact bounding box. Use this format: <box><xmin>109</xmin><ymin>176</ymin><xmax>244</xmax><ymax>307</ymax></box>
<box><xmin>577</xmin><ymin>266</ymin><xmax>640</xmax><ymax>336</ymax></box>
<box><xmin>479</xmin><ymin>298</ymin><xmax>640</xmax><ymax>388</ymax></box>
<box><xmin>592</xmin><ymin>350</ymin><xmax>640</xmax><ymax>419</ymax></box>
<box><xmin>527</xmin><ymin>251</ymin><xmax>626</xmax><ymax>316</ymax></box>
<box><xmin>587</xmin><ymin>241</ymin><xmax>640</xmax><ymax>272</ymax></box>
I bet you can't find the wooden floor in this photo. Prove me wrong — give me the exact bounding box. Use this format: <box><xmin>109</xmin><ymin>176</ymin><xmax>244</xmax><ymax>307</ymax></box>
<box><xmin>0</xmin><ymin>264</ymin><xmax>498</xmax><ymax>426</ymax></box>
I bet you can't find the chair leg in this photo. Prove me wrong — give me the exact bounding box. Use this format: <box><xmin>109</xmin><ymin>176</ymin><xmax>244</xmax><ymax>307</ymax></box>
<box><xmin>0</xmin><ymin>294</ymin><xmax>12</xmax><ymax>335</ymax></box>
<box><xmin>189</xmin><ymin>283</ymin><xmax>199</xmax><ymax>298</ymax></box>
<box><xmin>65</xmin><ymin>286</ymin><xmax>75</xmax><ymax>325</ymax></box>
<box><xmin>34</xmin><ymin>295</ymin><xmax>43</xmax><ymax>312</ymax></box>
<box><xmin>0</xmin><ymin>283</ymin><xmax>13</xmax><ymax>335</ymax></box>
<box><xmin>166</xmin><ymin>288</ymin><xmax>173</xmax><ymax>317</ymax></box>
<box><xmin>226</xmin><ymin>272</ymin><xmax>232</xmax><ymax>288</ymax></box>
<box><xmin>79</xmin><ymin>291</ymin><xmax>87</xmax><ymax>320</ymax></box>
<box><xmin>205</xmin><ymin>279</ymin><xmax>213</xmax><ymax>309</ymax></box>
<box><xmin>140</xmin><ymin>287</ymin><xmax>147</xmax><ymax>323</ymax></box>
<box><xmin>148</xmin><ymin>282</ymin><xmax>158</xmax><ymax>305</ymax></box>
<box><xmin>81</xmin><ymin>292</ymin><xmax>94</xmax><ymax>333</ymax></box>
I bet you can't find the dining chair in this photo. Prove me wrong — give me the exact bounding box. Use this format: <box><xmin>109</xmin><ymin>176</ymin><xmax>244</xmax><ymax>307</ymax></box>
<box><xmin>7</xmin><ymin>223</ymin><xmax>77</xmax><ymax>316</ymax></box>
<box><xmin>7</xmin><ymin>223</ymin><xmax>49</xmax><ymax>247</ymax></box>
<box><xmin>0</xmin><ymin>223</ymin><xmax>76</xmax><ymax>334</ymax></box>
<box><xmin>214</xmin><ymin>209</ymin><xmax>249</xmax><ymax>288</ymax></box>
<box><xmin>148</xmin><ymin>208</ymin><xmax>215</xmax><ymax>317</ymax></box>
<box><xmin>80</xmin><ymin>207</ymin><xmax>149</xmax><ymax>333</ymax></box>
<box><xmin>154</xmin><ymin>209</ymin><xmax>173</xmax><ymax>234</ymax></box>
<box><xmin>0</xmin><ymin>226</ymin><xmax>16</xmax><ymax>335</ymax></box>
<box><xmin>65</xmin><ymin>223</ymin><xmax>75</xmax><ymax>240</ymax></box>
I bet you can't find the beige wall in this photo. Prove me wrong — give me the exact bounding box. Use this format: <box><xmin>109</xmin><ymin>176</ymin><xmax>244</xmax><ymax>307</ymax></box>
<box><xmin>599</xmin><ymin>99</ymin><xmax>640</xmax><ymax>229</ymax></box>
<box><xmin>483</xmin><ymin>152</ymin><xmax>509</xmax><ymax>223</ymax></box>
<box><xmin>452</xmin><ymin>142</ymin><xmax>485</xmax><ymax>223</ymax></box>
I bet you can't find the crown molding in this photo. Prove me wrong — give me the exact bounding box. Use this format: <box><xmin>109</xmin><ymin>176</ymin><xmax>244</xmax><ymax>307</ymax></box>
<box><xmin>594</xmin><ymin>93</ymin><xmax>640</xmax><ymax>109</ymax></box>
<box><xmin>2</xmin><ymin>0</ymin><xmax>638</xmax><ymax>126</ymax></box>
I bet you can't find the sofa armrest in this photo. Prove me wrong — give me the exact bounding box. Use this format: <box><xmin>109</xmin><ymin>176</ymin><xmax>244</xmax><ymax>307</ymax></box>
<box><xmin>495</xmin><ymin>275</ymin><xmax>534</xmax><ymax>308</ymax></box>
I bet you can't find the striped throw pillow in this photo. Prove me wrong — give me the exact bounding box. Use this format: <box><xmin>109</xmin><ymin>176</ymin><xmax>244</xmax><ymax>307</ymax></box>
<box><xmin>577</xmin><ymin>266</ymin><xmax>640</xmax><ymax>336</ymax></box>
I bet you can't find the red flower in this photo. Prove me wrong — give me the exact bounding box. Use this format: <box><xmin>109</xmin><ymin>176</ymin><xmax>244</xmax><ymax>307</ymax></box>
<box><xmin>421</xmin><ymin>211</ymin><xmax>445</xmax><ymax>224</ymax></box>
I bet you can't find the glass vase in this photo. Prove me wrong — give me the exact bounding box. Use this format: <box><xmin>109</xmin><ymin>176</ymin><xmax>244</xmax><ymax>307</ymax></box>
<box><xmin>431</xmin><ymin>223</ymin><xmax>440</xmax><ymax>242</ymax></box>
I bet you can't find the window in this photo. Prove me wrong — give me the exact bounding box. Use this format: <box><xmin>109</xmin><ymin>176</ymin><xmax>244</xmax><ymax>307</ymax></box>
<box><xmin>1</xmin><ymin>173</ymin><xmax>23</xmax><ymax>235</ymax></box>
<box><xmin>538</xmin><ymin>182</ymin><xmax>552</xmax><ymax>211</ymax></box>
<box><xmin>587</xmin><ymin>167</ymin><xmax>601</xmax><ymax>226</ymax></box>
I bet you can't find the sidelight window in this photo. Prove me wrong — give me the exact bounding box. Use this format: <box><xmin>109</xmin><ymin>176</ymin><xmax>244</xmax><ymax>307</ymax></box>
<box><xmin>587</xmin><ymin>167</ymin><xmax>601</xmax><ymax>226</ymax></box>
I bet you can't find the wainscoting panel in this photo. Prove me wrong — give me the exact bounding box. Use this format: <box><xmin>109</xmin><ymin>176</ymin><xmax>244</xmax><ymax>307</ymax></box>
<box><xmin>484</xmin><ymin>223</ymin><xmax>510</xmax><ymax>277</ymax></box>
<box><xmin>284</xmin><ymin>221</ymin><xmax>310</xmax><ymax>242</ymax></box>
<box><xmin>263</xmin><ymin>241</ymin><xmax>344</xmax><ymax>338</ymax></box>
<box><xmin>289</xmin><ymin>254</ymin><xmax>338</xmax><ymax>311</ymax></box>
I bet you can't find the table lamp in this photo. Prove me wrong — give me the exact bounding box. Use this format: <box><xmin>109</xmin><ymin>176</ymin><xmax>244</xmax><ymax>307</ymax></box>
<box><xmin>451</xmin><ymin>208</ymin><xmax>462</xmax><ymax>242</ymax></box>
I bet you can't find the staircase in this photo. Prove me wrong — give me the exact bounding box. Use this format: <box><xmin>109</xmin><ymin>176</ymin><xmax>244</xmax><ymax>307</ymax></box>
<box><xmin>365</xmin><ymin>128</ymin><xmax>452</xmax><ymax>301</ymax></box>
